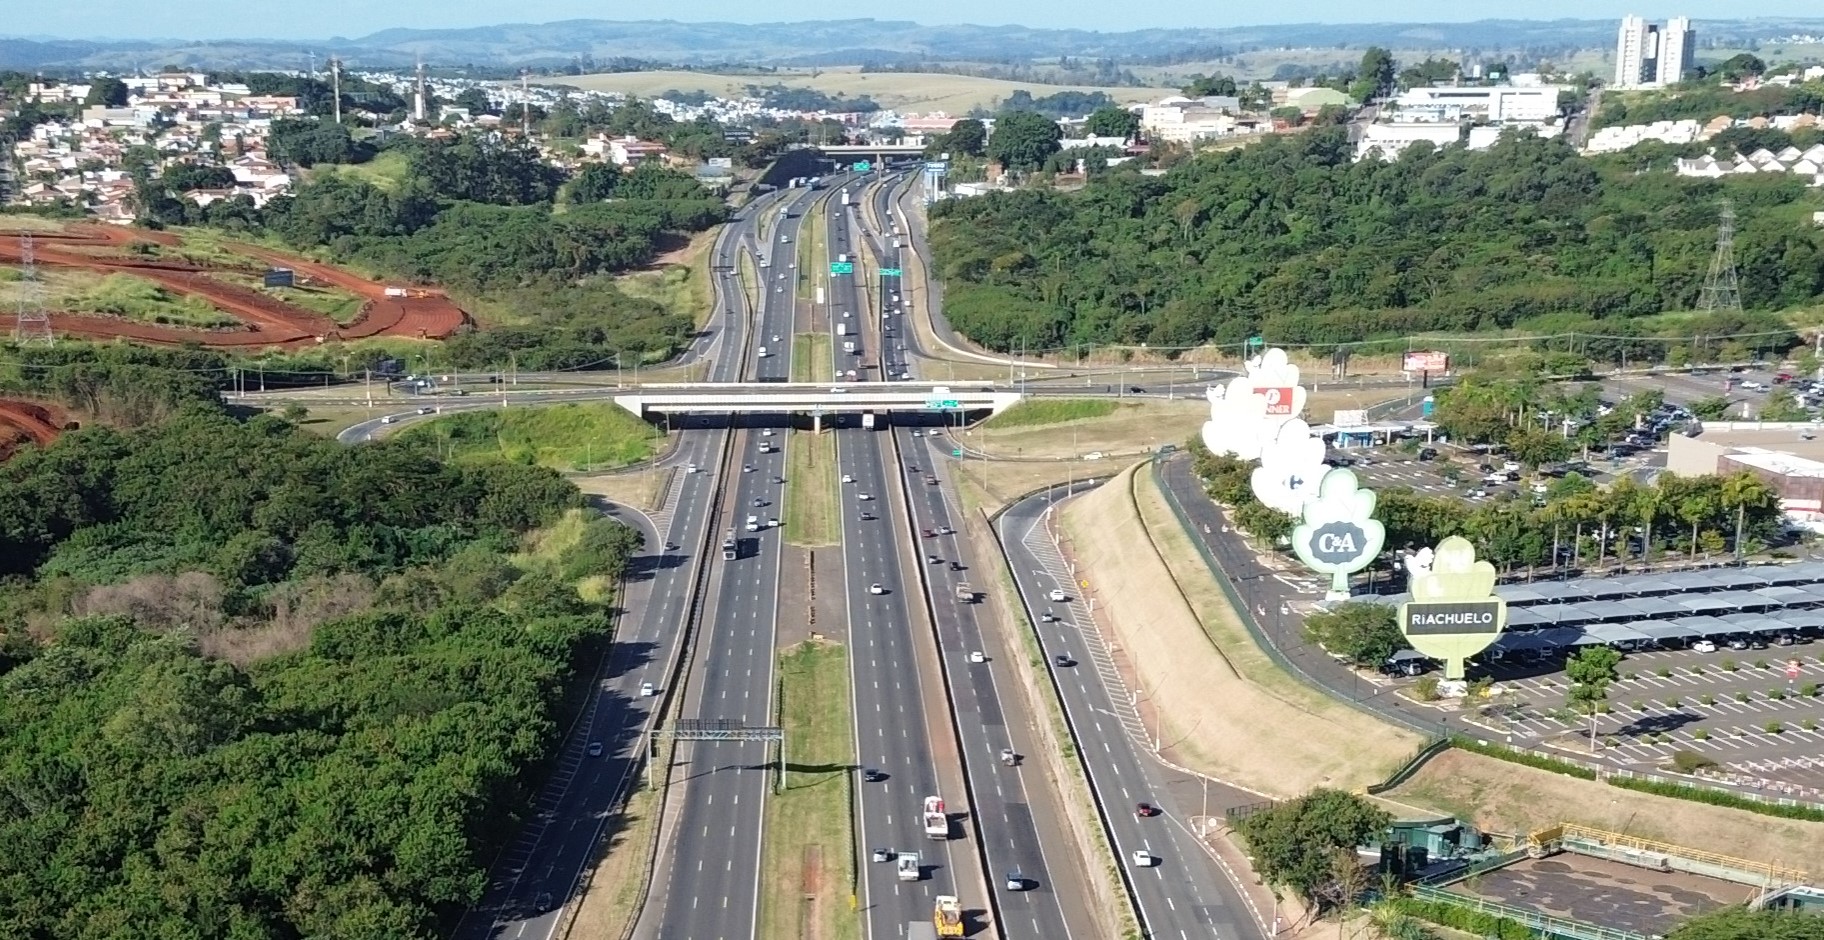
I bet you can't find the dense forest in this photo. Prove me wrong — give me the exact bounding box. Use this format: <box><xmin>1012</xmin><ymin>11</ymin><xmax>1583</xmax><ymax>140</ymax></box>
<box><xmin>166</xmin><ymin>133</ymin><xmax>727</xmax><ymax>370</ymax></box>
<box><xmin>928</xmin><ymin>129</ymin><xmax>1824</xmax><ymax>356</ymax></box>
<box><xmin>0</xmin><ymin>351</ymin><xmax>642</xmax><ymax>936</ymax></box>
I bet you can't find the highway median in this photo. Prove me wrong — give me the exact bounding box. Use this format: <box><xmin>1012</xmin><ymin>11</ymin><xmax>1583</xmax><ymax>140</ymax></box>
<box><xmin>785</xmin><ymin>428</ymin><xmax>839</xmax><ymax>548</ymax></box>
<box><xmin>762</xmin><ymin>639</ymin><xmax>861</xmax><ymax>940</ymax></box>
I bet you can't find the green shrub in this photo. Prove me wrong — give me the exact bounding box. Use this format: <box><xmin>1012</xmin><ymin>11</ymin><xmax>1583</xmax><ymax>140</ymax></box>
<box><xmin>1657</xmin><ymin>667</ymin><xmax>1672</xmax><ymax>678</ymax></box>
<box><xmin>1722</xmin><ymin>659</ymin><xmax>1738</xmax><ymax>672</ymax></box>
<box><xmin>1448</xmin><ymin>736</ymin><xmax>1598</xmax><ymax>779</ymax></box>
<box><xmin>1671</xmin><ymin>750</ymin><xmax>1718</xmax><ymax>773</ymax></box>
<box><xmin>1605</xmin><ymin>776</ymin><xmax>1824</xmax><ymax>822</ymax></box>
<box><xmin>1736</xmin><ymin>691</ymin><xmax>1751</xmax><ymax>703</ymax></box>
<box><xmin>1802</xmin><ymin>682</ymin><xmax>1820</xmax><ymax>697</ymax></box>
<box><xmin>1756</xmin><ymin>658</ymin><xmax>1770</xmax><ymax>669</ymax></box>
<box><xmin>1693</xmin><ymin>728</ymin><xmax>1709</xmax><ymax>740</ymax></box>
<box><xmin>1414</xmin><ymin>676</ymin><xmax>1441</xmax><ymax>702</ymax></box>
<box><xmin>1700</xmin><ymin>693</ymin><xmax>1715</xmax><ymax>706</ymax></box>
<box><xmin>1764</xmin><ymin>720</ymin><xmax>1785</xmax><ymax>734</ymax></box>
<box><xmin>1768</xmin><ymin>688</ymin><xmax>1786</xmax><ymax>701</ymax></box>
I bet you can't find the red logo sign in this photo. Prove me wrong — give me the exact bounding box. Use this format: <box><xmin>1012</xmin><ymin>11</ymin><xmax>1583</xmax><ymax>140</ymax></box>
<box><xmin>1789</xmin><ymin>660</ymin><xmax>1803</xmax><ymax>680</ymax></box>
<box><xmin>1403</xmin><ymin>351</ymin><xmax>1450</xmax><ymax>373</ymax></box>
<box><xmin>1253</xmin><ymin>387</ymin><xmax>1295</xmax><ymax>416</ymax></box>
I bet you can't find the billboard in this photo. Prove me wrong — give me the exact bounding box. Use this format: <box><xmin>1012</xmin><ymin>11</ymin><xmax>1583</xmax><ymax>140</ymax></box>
<box><xmin>1404</xmin><ymin>351</ymin><xmax>1449</xmax><ymax>373</ymax></box>
<box><xmin>1333</xmin><ymin>409</ymin><xmax>1367</xmax><ymax>427</ymax></box>
<box><xmin>1253</xmin><ymin>387</ymin><xmax>1296</xmax><ymax>416</ymax></box>
<box><xmin>1290</xmin><ymin>469</ymin><xmax>1385</xmax><ymax>599</ymax></box>
<box><xmin>1397</xmin><ymin>536</ymin><xmax>1507</xmax><ymax>680</ymax></box>
<box><xmin>262</xmin><ymin>268</ymin><xmax>294</xmax><ymax>288</ymax></box>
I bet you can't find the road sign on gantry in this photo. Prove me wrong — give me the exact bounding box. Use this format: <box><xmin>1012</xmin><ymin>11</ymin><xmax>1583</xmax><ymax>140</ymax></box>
<box><xmin>854</xmin><ymin>161</ymin><xmax>872</xmax><ymax>172</ymax></box>
<box><xmin>829</xmin><ymin>262</ymin><xmax>855</xmax><ymax>275</ymax></box>
<box><xmin>1398</xmin><ymin>536</ymin><xmax>1507</xmax><ymax>681</ymax></box>
<box><xmin>881</xmin><ymin>268</ymin><xmax>902</xmax><ymax>276</ymax></box>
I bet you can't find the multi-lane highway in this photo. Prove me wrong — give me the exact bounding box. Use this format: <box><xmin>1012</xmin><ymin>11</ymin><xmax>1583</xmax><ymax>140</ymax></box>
<box><xmin>641</xmin><ymin>183</ymin><xmax>820</xmax><ymax>940</ymax></box>
<box><xmin>452</xmin><ymin>187</ymin><xmax>789</xmax><ymax>940</ymax></box>
<box><xmin>998</xmin><ymin>481</ymin><xmax>1265</xmax><ymax>940</ymax></box>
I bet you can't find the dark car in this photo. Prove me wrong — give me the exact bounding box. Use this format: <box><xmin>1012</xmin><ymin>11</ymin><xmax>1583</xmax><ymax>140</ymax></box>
<box><xmin>862</xmin><ymin>767</ymin><xmax>885</xmax><ymax>782</ymax></box>
<box><xmin>1418</xmin><ymin>447</ymin><xmax>1438</xmax><ymax>461</ymax></box>
<box><xmin>1053</xmin><ymin>653</ymin><xmax>1074</xmax><ymax>667</ymax></box>
<box><xmin>1136</xmin><ymin>802</ymin><xmax>1159</xmax><ymax>818</ymax></box>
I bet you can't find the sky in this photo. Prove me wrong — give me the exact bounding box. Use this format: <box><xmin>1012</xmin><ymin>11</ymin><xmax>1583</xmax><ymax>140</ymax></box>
<box><xmin>8</xmin><ymin>0</ymin><xmax>1824</xmax><ymax>41</ymax></box>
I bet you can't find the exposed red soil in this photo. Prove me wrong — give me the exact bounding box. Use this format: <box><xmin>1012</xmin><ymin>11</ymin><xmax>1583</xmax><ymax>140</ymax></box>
<box><xmin>0</xmin><ymin>224</ymin><xmax>469</xmax><ymax>349</ymax></box>
<box><xmin>0</xmin><ymin>399</ymin><xmax>71</xmax><ymax>461</ymax></box>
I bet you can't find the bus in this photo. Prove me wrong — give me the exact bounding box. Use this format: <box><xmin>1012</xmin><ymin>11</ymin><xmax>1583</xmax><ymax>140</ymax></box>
<box><xmin>722</xmin><ymin>530</ymin><xmax>738</xmax><ymax>559</ymax></box>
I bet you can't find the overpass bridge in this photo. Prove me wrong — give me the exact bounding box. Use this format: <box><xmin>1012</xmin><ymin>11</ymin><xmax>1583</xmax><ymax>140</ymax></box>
<box><xmin>614</xmin><ymin>382</ymin><xmax>1021</xmax><ymax>428</ymax></box>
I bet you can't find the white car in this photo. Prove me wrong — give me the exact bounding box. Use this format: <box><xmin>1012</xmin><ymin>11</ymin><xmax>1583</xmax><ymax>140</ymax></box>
<box><xmin>686</xmin><ymin>463</ymin><xmax>699</xmax><ymax>473</ymax></box>
<box><xmin>640</xmin><ymin>681</ymin><xmax>656</xmax><ymax>697</ymax></box>
<box><xmin>858</xmin><ymin>493</ymin><xmax>874</xmax><ymax>501</ymax></box>
<box><xmin>587</xmin><ymin>741</ymin><xmax>604</xmax><ymax>757</ymax></box>
<box><xmin>967</xmin><ymin>650</ymin><xmax>986</xmax><ymax>663</ymax></box>
<box><xmin>1131</xmin><ymin>849</ymin><xmax>1157</xmax><ymax>868</ymax></box>
<box><xmin>1048</xmin><ymin>589</ymin><xmax>1068</xmax><ymax>602</ymax></box>
<box><xmin>870</xmin><ymin>583</ymin><xmax>886</xmax><ymax>595</ymax></box>
<box><xmin>1691</xmin><ymin>639</ymin><xmax>1718</xmax><ymax>653</ymax></box>
<box><xmin>761</xmin><ymin>428</ymin><xmax>774</xmax><ymax>437</ymax></box>
<box><xmin>842</xmin><ymin>474</ymin><xmax>855</xmax><ymax>484</ymax></box>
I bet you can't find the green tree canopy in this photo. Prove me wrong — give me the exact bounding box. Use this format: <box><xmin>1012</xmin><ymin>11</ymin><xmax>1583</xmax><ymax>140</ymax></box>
<box><xmin>1084</xmin><ymin>105</ymin><xmax>1141</xmax><ymax>140</ymax></box>
<box><xmin>1304</xmin><ymin>603</ymin><xmax>1403</xmax><ymax>667</ymax></box>
<box><xmin>986</xmin><ymin>110</ymin><xmax>1063</xmax><ymax>173</ymax></box>
<box><xmin>1669</xmin><ymin>907</ymin><xmax>1824</xmax><ymax>940</ymax></box>
<box><xmin>85</xmin><ymin>76</ymin><xmax>130</xmax><ymax>107</ymax></box>
<box><xmin>1234</xmin><ymin>789</ymin><xmax>1392</xmax><ymax>907</ymax></box>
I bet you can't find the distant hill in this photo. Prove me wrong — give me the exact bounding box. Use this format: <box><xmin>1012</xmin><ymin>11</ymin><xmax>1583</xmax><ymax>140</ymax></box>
<box><xmin>5</xmin><ymin>16</ymin><xmax>1824</xmax><ymax>72</ymax></box>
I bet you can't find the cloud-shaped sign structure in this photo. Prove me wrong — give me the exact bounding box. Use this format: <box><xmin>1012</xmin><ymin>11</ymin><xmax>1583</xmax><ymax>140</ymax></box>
<box><xmin>1200</xmin><ymin>347</ymin><xmax>1309</xmax><ymax>461</ymax></box>
<box><xmin>1399</xmin><ymin>536</ymin><xmax>1507</xmax><ymax>680</ymax></box>
<box><xmin>1404</xmin><ymin>546</ymin><xmax>1436</xmax><ymax>578</ymax></box>
<box><xmin>1249</xmin><ymin>419</ymin><xmax>1328</xmax><ymax>515</ymax></box>
<box><xmin>1291</xmin><ymin>468</ymin><xmax>1386</xmax><ymax>597</ymax></box>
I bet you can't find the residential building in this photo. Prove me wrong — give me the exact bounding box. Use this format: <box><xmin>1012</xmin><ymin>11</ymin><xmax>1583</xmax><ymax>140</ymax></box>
<box><xmin>1614</xmin><ymin>14</ymin><xmax>1696</xmax><ymax>89</ymax></box>
<box><xmin>1390</xmin><ymin>85</ymin><xmax>1564</xmax><ymax>124</ymax></box>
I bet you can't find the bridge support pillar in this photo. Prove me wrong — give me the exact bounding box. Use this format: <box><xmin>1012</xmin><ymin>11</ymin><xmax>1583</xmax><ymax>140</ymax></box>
<box><xmin>813</xmin><ymin>412</ymin><xmax>823</xmax><ymax>434</ymax></box>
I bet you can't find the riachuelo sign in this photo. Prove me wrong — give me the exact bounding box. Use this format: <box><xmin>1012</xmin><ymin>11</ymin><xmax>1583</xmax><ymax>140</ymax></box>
<box><xmin>1398</xmin><ymin>536</ymin><xmax>1507</xmax><ymax>680</ymax></box>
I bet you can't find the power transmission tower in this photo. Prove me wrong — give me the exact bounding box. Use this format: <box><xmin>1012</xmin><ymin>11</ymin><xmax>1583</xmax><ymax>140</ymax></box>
<box><xmin>13</xmin><ymin>233</ymin><xmax>53</xmax><ymax>346</ymax></box>
<box><xmin>1697</xmin><ymin>199</ymin><xmax>1743</xmax><ymax>317</ymax></box>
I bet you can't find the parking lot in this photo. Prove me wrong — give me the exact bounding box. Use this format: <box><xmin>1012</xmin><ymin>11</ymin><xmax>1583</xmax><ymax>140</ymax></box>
<box><xmin>1453</xmin><ymin>646</ymin><xmax>1824</xmax><ymax>796</ymax></box>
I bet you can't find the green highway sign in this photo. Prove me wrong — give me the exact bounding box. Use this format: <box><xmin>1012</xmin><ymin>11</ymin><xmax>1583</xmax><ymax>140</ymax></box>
<box><xmin>853</xmin><ymin>161</ymin><xmax>872</xmax><ymax>171</ymax></box>
<box><xmin>829</xmin><ymin>262</ymin><xmax>855</xmax><ymax>275</ymax></box>
<box><xmin>925</xmin><ymin>398</ymin><xmax>960</xmax><ymax>409</ymax></box>
<box><xmin>880</xmin><ymin>267</ymin><xmax>902</xmax><ymax>276</ymax></box>
<box><xmin>952</xmin><ymin>448</ymin><xmax>963</xmax><ymax>457</ymax></box>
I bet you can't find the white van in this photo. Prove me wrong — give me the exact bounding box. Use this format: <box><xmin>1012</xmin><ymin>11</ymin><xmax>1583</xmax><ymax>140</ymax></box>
<box><xmin>757</xmin><ymin>346</ymin><xmax>769</xmax><ymax>358</ymax></box>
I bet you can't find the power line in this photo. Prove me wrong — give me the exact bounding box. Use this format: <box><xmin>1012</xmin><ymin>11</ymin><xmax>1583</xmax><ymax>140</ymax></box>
<box><xmin>1697</xmin><ymin>198</ymin><xmax>1744</xmax><ymax>317</ymax></box>
<box><xmin>12</xmin><ymin>233</ymin><xmax>53</xmax><ymax>347</ymax></box>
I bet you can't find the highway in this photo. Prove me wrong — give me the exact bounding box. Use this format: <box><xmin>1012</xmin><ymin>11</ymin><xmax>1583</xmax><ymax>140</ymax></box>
<box><xmin>998</xmin><ymin>481</ymin><xmax>1265</xmax><ymax>940</ymax></box>
<box><xmin>641</xmin><ymin>182</ymin><xmax>821</xmax><ymax>940</ymax></box>
<box><xmin>824</xmin><ymin>176</ymin><xmax>977</xmax><ymax>938</ymax></box>
<box><xmin>854</xmin><ymin>173</ymin><xmax>1092</xmax><ymax>939</ymax></box>
<box><xmin>451</xmin><ymin>188</ymin><xmax>787</xmax><ymax>940</ymax></box>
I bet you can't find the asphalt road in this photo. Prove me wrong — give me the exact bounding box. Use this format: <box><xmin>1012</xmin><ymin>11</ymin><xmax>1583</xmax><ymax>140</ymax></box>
<box><xmin>642</xmin><ymin>183</ymin><xmax>822</xmax><ymax>939</ymax></box>
<box><xmin>451</xmin><ymin>189</ymin><xmax>781</xmax><ymax>939</ymax></box>
<box><xmin>998</xmin><ymin>483</ymin><xmax>1265</xmax><ymax>940</ymax></box>
<box><xmin>825</xmin><ymin>180</ymin><xmax>975</xmax><ymax>937</ymax></box>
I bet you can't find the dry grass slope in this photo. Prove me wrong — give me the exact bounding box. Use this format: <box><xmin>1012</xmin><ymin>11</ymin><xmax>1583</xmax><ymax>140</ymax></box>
<box><xmin>1063</xmin><ymin>463</ymin><xmax>1420</xmax><ymax>796</ymax></box>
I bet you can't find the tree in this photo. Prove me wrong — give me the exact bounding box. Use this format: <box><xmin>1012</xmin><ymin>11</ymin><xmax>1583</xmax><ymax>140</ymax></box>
<box><xmin>1355</xmin><ymin>47</ymin><xmax>1396</xmax><ymax>100</ymax></box>
<box><xmin>1759</xmin><ymin>387</ymin><xmax>1809</xmax><ymax>422</ymax></box>
<box><xmin>453</xmin><ymin>88</ymin><xmax>494</xmax><ymax>115</ymax></box>
<box><xmin>85</xmin><ymin>76</ymin><xmax>130</xmax><ymax>107</ymax></box>
<box><xmin>567</xmin><ymin>162</ymin><xmax>621</xmax><ymax>203</ymax></box>
<box><xmin>938</xmin><ymin>118</ymin><xmax>986</xmax><ymax>157</ymax></box>
<box><xmin>1505</xmin><ymin>425</ymin><xmax>1573</xmax><ymax>472</ymax></box>
<box><xmin>1304</xmin><ymin>602</ymin><xmax>1402</xmax><ymax>668</ymax></box>
<box><xmin>1565</xmin><ymin>646</ymin><xmax>1622</xmax><ymax>751</ymax></box>
<box><xmin>1183</xmin><ymin>74</ymin><xmax>1238</xmax><ymax>97</ymax></box>
<box><xmin>1083</xmin><ymin>105</ymin><xmax>1140</xmax><ymax>140</ymax></box>
<box><xmin>1715</xmin><ymin>53</ymin><xmax>1768</xmax><ymax>81</ymax></box>
<box><xmin>1234</xmin><ymin>789</ymin><xmax>1391</xmax><ymax>909</ymax></box>
<box><xmin>1688</xmin><ymin>395</ymin><xmax>1732</xmax><ymax>420</ymax></box>
<box><xmin>1668</xmin><ymin>907</ymin><xmax>1824</xmax><ymax>940</ymax></box>
<box><xmin>986</xmin><ymin>110</ymin><xmax>1063</xmax><ymax>173</ymax></box>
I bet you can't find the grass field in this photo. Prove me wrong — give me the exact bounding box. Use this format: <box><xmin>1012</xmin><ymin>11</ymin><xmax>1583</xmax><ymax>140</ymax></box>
<box><xmin>968</xmin><ymin>399</ymin><xmax>1207</xmax><ymax>460</ymax></box>
<box><xmin>401</xmin><ymin>403</ymin><xmax>661</xmax><ymax>470</ymax></box>
<box><xmin>792</xmin><ymin>333</ymin><xmax>833</xmax><ymax>384</ymax></box>
<box><xmin>49</xmin><ymin>271</ymin><xmax>241</xmax><ymax>328</ymax></box>
<box><xmin>1386</xmin><ymin>749</ymin><xmax>1824</xmax><ymax>874</ymax></box>
<box><xmin>1064</xmin><ymin>464</ymin><xmax>1420</xmax><ymax>796</ymax></box>
<box><xmin>0</xmin><ymin>215</ymin><xmax>69</xmax><ymax>233</ymax></box>
<box><xmin>785</xmin><ymin>429</ymin><xmax>839</xmax><ymax>548</ymax></box>
<box><xmin>617</xmin><ymin>227</ymin><xmax>719</xmax><ymax>329</ymax></box>
<box><xmin>761</xmin><ymin>640</ymin><xmax>860</xmax><ymax>940</ymax></box>
<box><xmin>982</xmin><ymin>398</ymin><xmax>1117</xmax><ymax>429</ymax></box>
<box><xmin>559</xmin><ymin>67</ymin><xmax>1158</xmax><ymax>116</ymax></box>
<box><xmin>207</xmin><ymin>271</ymin><xmax>367</xmax><ymax>324</ymax></box>
<box><xmin>310</xmin><ymin>149</ymin><xmax>413</xmax><ymax>192</ymax></box>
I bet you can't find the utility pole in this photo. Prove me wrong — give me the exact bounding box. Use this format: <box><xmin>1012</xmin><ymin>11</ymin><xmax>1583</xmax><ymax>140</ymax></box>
<box><xmin>330</xmin><ymin>57</ymin><xmax>342</xmax><ymax>125</ymax></box>
<box><xmin>520</xmin><ymin>70</ymin><xmax>530</xmax><ymax>138</ymax></box>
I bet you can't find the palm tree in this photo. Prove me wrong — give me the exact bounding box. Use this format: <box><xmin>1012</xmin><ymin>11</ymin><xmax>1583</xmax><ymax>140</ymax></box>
<box><xmin>1629</xmin><ymin>484</ymin><xmax>1664</xmax><ymax>569</ymax></box>
<box><xmin>1675</xmin><ymin>479</ymin><xmax>1715</xmax><ymax>561</ymax></box>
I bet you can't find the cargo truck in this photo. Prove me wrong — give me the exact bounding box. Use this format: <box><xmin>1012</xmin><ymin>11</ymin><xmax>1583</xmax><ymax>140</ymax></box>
<box><xmin>843</xmin><ymin>340</ymin><xmax>857</xmax><ymax>354</ymax></box>
<box><xmin>922</xmin><ymin>796</ymin><xmax>948</xmax><ymax>839</ymax></box>
<box><xmin>722</xmin><ymin>530</ymin><xmax>737</xmax><ymax>560</ymax></box>
<box><xmin>907</xmin><ymin>923</ymin><xmax>938</xmax><ymax>940</ymax></box>
<box><xmin>896</xmin><ymin>852</ymin><xmax>921</xmax><ymax>881</ymax></box>
<box><xmin>836</xmin><ymin>323</ymin><xmax>849</xmax><ymax>336</ymax></box>
<box><xmin>861</xmin><ymin>411</ymin><xmax>876</xmax><ymax>430</ymax></box>
<box><xmin>841</xmin><ymin>190</ymin><xmax>851</xmax><ymax>206</ymax></box>
<box><xmin>955</xmin><ymin>582</ymin><xmax>975</xmax><ymax>603</ymax></box>
<box><xmin>934</xmin><ymin>896</ymin><xmax>964</xmax><ymax>937</ymax></box>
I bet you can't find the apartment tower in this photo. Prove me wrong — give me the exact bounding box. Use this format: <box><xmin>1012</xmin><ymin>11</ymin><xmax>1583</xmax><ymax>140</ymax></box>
<box><xmin>1615</xmin><ymin>14</ymin><xmax>1696</xmax><ymax>89</ymax></box>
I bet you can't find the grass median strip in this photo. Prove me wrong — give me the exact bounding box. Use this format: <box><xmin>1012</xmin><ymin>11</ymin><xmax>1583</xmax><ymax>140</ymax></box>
<box><xmin>983</xmin><ymin>398</ymin><xmax>1117</xmax><ymax>428</ymax></box>
<box><xmin>400</xmin><ymin>402</ymin><xmax>660</xmax><ymax>470</ymax></box>
<box><xmin>762</xmin><ymin>640</ymin><xmax>860</xmax><ymax>940</ymax></box>
<box><xmin>792</xmin><ymin>332</ymin><xmax>833</xmax><ymax>384</ymax></box>
<box><xmin>785</xmin><ymin>428</ymin><xmax>839</xmax><ymax>547</ymax></box>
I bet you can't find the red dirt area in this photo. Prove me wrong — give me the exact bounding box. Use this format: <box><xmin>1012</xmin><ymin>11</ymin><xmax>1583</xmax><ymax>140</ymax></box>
<box><xmin>0</xmin><ymin>400</ymin><xmax>71</xmax><ymax>461</ymax></box>
<box><xmin>0</xmin><ymin>224</ymin><xmax>470</xmax><ymax>348</ymax></box>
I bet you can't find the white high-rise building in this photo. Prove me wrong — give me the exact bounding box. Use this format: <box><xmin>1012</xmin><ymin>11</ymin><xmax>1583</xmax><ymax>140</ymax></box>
<box><xmin>1661</xmin><ymin>16</ymin><xmax>1696</xmax><ymax>85</ymax></box>
<box><xmin>1614</xmin><ymin>14</ymin><xmax>1696</xmax><ymax>89</ymax></box>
